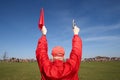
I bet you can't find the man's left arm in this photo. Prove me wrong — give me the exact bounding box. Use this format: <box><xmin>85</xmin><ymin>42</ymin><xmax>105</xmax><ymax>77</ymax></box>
<box><xmin>36</xmin><ymin>26</ymin><xmax>50</xmax><ymax>72</ymax></box>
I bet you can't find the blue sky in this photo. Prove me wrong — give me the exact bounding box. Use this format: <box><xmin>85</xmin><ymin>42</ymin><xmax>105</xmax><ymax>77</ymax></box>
<box><xmin>0</xmin><ymin>0</ymin><xmax>120</xmax><ymax>59</ymax></box>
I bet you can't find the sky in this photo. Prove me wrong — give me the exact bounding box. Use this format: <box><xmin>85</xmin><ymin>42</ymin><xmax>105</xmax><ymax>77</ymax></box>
<box><xmin>0</xmin><ymin>0</ymin><xmax>120</xmax><ymax>59</ymax></box>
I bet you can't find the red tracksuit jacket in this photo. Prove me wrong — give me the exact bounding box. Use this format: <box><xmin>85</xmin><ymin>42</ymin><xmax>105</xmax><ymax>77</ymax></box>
<box><xmin>36</xmin><ymin>35</ymin><xmax>82</xmax><ymax>80</ymax></box>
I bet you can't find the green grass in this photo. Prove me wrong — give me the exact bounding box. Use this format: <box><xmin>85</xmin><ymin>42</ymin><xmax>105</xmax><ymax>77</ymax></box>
<box><xmin>0</xmin><ymin>62</ymin><xmax>40</xmax><ymax>80</ymax></box>
<box><xmin>79</xmin><ymin>61</ymin><xmax>120</xmax><ymax>80</ymax></box>
<box><xmin>0</xmin><ymin>61</ymin><xmax>120</xmax><ymax>80</ymax></box>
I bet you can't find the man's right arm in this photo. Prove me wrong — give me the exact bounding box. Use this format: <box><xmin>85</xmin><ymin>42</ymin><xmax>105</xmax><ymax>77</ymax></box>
<box><xmin>62</xmin><ymin>25</ymin><xmax>82</xmax><ymax>76</ymax></box>
<box><xmin>69</xmin><ymin>24</ymin><xmax>82</xmax><ymax>70</ymax></box>
<box><xmin>69</xmin><ymin>35</ymin><xmax>82</xmax><ymax>70</ymax></box>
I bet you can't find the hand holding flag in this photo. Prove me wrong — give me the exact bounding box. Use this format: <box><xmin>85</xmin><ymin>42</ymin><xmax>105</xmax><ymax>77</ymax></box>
<box><xmin>38</xmin><ymin>8</ymin><xmax>47</xmax><ymax>35</ymax></box>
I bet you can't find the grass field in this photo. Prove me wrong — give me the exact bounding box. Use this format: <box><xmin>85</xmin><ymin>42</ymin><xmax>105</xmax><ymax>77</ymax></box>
<box><xmin>0</xmin><ymin>61</ymin><xmax>120</xmax><ymax>80</ymax></box>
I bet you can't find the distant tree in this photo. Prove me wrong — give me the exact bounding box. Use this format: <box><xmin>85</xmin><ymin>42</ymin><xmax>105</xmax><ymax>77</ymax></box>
<box><xmin>3</xmin><ymin>51</ymin><xmax>8</xmax><ymax>60</ymax></box>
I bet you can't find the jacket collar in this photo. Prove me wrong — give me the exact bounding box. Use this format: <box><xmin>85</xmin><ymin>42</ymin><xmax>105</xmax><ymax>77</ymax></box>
<box><xmin>53</xmin><ymin>60</ymin><xmax>64</xmax><ymax>66</ymax></box>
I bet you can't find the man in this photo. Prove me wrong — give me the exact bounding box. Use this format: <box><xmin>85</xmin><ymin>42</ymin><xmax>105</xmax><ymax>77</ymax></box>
<box><xmin>36</xmin><ymin>22</ymin><xmax>82</xmax><ymax>80</ymax></box>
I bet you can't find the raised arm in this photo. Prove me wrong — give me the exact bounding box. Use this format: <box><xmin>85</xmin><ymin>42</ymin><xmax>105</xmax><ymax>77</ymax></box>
<box><xmin>70</xmin><ymin>25</ymin><xmax>82</xmax><ymax>68</ymax></box>
<box><xmin>70</xmin><ymin>34</ymin><xmax>82</xmax><ymax>68</ymax></box>
<box><xmin>63</xmin><ymin>24</ymin><xmax>82</xmax><ymax>76</ymax></box>
<box><xmin>71</xmin><ymin>25</ymin><xmax>82</xmax><ymax>63</ymax></box>
<box><xmin>36</xmin><ymin>26</ymin><xmax>50</xmax><ymax>72</ymax></box>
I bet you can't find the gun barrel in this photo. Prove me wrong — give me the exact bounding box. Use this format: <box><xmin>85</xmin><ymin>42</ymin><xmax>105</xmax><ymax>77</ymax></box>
<box><xmin>72</xmin><ymin>19</ymin><xmax>76</xmax><ymax>29</ymax></box>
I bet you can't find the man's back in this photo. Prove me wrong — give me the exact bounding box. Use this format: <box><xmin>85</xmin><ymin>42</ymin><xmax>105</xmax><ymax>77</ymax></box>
<box><xmin>36</xmin><ymin>35</ymin><xmax>82</xmax><ymax>80</ymax></box>
<box><xmin>41</xmin><ymin>60</ymin><xmax>79</xmax><ymax>80</ymax></box>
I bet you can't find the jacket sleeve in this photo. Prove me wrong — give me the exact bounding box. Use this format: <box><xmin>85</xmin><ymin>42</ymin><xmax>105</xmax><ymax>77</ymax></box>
<box><xmin>63</xmin><ymin>35</ymin><xmax>82</xmax><ymax>76</ymax></box>
<box><xmin>36</xmin><ymin>35</ymin><xmax>50</xmax><ymax>72</ymax></box>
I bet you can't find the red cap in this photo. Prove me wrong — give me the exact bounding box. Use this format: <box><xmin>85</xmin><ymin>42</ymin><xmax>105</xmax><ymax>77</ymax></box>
<box><xmin>52</xmin><ymin>46</ymin><xmax>65</xmax><ymax>57</ymax></box>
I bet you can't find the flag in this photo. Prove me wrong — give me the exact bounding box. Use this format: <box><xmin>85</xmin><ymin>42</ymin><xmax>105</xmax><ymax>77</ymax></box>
<box><xmin>38</xmin><ymin>8</ymin><xmax>44</xmax><ymax>30</ymax></box>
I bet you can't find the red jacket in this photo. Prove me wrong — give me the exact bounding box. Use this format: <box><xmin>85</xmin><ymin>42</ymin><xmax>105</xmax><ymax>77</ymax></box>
<box><xmin>36</xmin><ymin>35</ymin><xmax>82</xmax><ymax>80</ymax></box>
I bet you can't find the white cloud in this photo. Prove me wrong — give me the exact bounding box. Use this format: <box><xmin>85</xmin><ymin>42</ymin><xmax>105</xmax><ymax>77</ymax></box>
<box><xmin>81</xmin><ymin>23</ymin><xmax>120</xmax><ymax>34</ymax></box>
<box><xmin>84</xmin><ymin>36</ymin><xmax>120</xmax><ymax>42</ymax></box>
